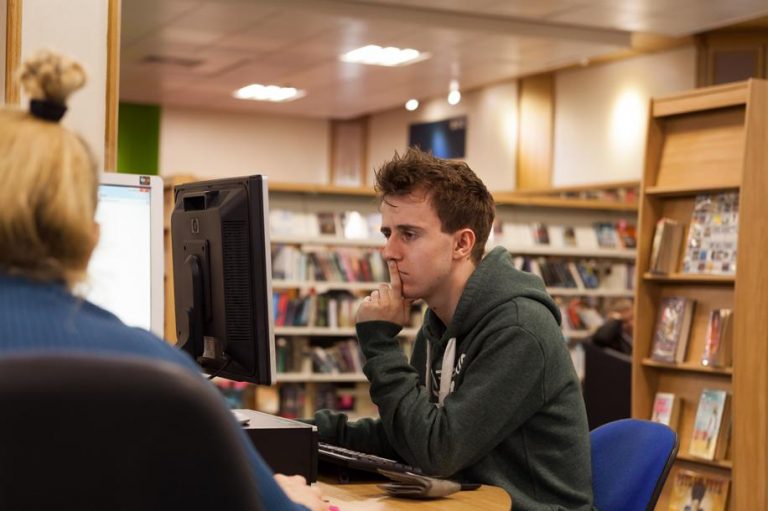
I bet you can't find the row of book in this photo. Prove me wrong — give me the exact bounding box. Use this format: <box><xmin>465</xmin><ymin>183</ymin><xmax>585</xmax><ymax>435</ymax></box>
<box><xmin>272</xmin><ymin>244</ymin><xmax>388</xmax><ymax>282</ymax></box>
<box><xmin>558</xmin><ymin>297</ymin><xmax>607</xmax><ymax>332</ymax></box>
<box><xmin>273</xmin><ymin>290</ymin><xmax>360</xmax><ymax>328</ymax></box>
<box><xmin>649</xmin><ymin>191</ymin><xmax>739</xmax><ymax>275</ymax></box>
<box><xmin>650</xmin><ymin>297</ymin><xmax>732</xmax><ymax>368</ymax></box>
<box><xmin>560</xmin><ymin>186</ymin><xmax>638</xmax><ymax>204</ymax></box>
<box><xmin>270</xmin><ymin>209</ymin><xmax>382</xmax><ymax>240</ymax></box>
<box><xmin>273</xmin><ymin>290</ymin><xmax>425</xmax><ymax>329</ymax></box>
<box><xmin>277</xmin><ymin>383</ymin><xmax>377</xmax><ymax>419</ymax></box>
<box><xmin>490</xmin><ymin>220</ymin><xmax>637</xmax><ymax>250</ymax></box>
<box><xmin>276</xmin><ymin>337</ymin><xmax>366</xmax><ymax>375</ymax></box>
<box><xmin>514</xmin><ymin>256</ymin><xmax>635</xmax><ymax>291</ymax></box>
<box><xmin>651</xmin><ymin>388</ymin><xmax>731</xmax><ymax>462</ymax></box>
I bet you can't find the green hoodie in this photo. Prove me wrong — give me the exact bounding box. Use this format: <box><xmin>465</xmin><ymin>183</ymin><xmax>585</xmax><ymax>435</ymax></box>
<box><xmin>314</xmin><ymin>247</ymin><xmax>594</xmax><ymax>510</ymax></box>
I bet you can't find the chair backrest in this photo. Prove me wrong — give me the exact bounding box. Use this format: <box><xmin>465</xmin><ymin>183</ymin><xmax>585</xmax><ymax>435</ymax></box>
<box><xmin>591</xmin><ymin>418</ymin><xmax>678</xmax><ymax>511</ymax></box>
<box><xmin>0</xmin><ymin>354</ymin><xmax>263</xmax><ymax>511</ymax></box>
<box><xmin>582</xmin><ymin>341</ymin><xmax>632</xmax><ymax>430</ymax></box>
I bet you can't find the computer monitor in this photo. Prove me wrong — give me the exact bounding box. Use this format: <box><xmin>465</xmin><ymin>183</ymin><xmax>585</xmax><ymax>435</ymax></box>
<box><xmin>80</xmin><ymin>173</ymin><xmax>165</xmax><ymax>337</ymax></box>
<box><xmin>170</xmin><ymin>175</ymin><xmax>276</xmax><ymax>385</ymax></box>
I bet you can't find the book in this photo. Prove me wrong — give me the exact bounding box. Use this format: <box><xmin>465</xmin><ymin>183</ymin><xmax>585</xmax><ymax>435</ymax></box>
<box><xmin>316</xmin><ymin>211</ymin><xmax>341</xmax><ymax>236</ymax></box>
<box><xmin>531</xmin><ymin>222</ymin><xmax>550</xmax><ymax>245</ymax></box>
<box><xmin>667</xmin><ymin>470</ymin><xmax>730</xmax><ymax>511</ymax></box>
<box><xmin>648</xmin><ymin>218</ymin><xmax>684</xmax><ymax>274</ymax></box>
<box><xmin>594</xmin><ymin>221</ymin><xmax>619</xmax><ymax>248</ymax></box>
<box><xmin>651</xmin><ymin>392</ymin><xmax>681</xmax><ymax>430</ymax></box>
<box><xmin>650</xmin><ymin>297</ymin><xmax>696</xmax><ymax>363</ymax></box>
<box><xmin>682</xmin><ymin>192</ymin><xmax>739</xmax><ymax>275</ymax></box>
<box><xmin>701</xmin><ymin>309</ymin><xmax>733</xmax><ymax>368</ymax></box>
<box><xmin>689</xmin><ymin>389</ymin><xmax>731</xmax><ymax>460</ymax></box>
<box><xmin>615</xmin><ymin>219</ymin><xmax>637</xmax><ymax>249</ymax></box>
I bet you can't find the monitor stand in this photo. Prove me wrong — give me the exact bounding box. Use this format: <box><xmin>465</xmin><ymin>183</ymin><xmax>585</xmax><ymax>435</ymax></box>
<box><xmin>234</xmin><ymin>409</ymin><xmax>318</xmax><ymax>482</ymax></box>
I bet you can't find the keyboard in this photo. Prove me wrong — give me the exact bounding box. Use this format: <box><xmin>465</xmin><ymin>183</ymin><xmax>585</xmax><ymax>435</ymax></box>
<box><xmin>318</xmin><ymin>442</ymin><xmax>424</xmax><ymax>475</ymax></box>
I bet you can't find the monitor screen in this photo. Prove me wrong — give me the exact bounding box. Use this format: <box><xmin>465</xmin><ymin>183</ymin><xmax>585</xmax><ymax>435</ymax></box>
<box><xmin>170</xmin><ymin>175</ymin><xmax>276</xmax><ymax>385</ymax></box>
<box><xmin>80</xmin><ymin>173</ymin><xmax>165</xmax><ymax>337</ymax></box>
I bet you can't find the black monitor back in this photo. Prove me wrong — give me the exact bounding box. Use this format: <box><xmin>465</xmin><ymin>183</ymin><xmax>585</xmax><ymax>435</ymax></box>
<box><xmin>171</xmin><ymin>175</ymin><xmax>275</xmax><ymax>385</ymax></box>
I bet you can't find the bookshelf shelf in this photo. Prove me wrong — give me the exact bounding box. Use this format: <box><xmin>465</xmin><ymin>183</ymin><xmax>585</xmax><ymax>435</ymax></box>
<box><xmin>642</xmin><ymin>273</ymin><xmax>736</xmax><ymax>285</ymax></box>
<box><xmin>508</xmin><ymin>246</ymin><xmax>636</xmax><ymax>259</ymax></box>
<box><xmin>493</xmin><ymin>195</ymin><xmax>638</xmax><ymax>211</ymax></box>
<box><xmin>271</xmin><ymin>235</ymin><xmax>384</xmax><ymax>247</ymax></box>
<box><xmin>644</xmin><ymin>184</ymin><xmax>740</xmax><ymax>198</ymax></box>
<box><xmin>273</xmin><ymin>280</ymin><xmax>383</xmax><ymax>292</ymax></box>
<box><xmin>676</xmin><ymin>453</ymin><xmax>733</xmax><ymax>470</ymax></box>
<box><xmin>277</xmin><ymin>372</ymin><xmax>367</xmax><ymax>383</ymax></box>
<box><xmin>641</xmin><ymin>358</ymin><xmax>733</xmax><ymax>376</ymax></box>
<box><xmin>633</xmin><ymin>79</ymin><xmax>768</xmax><ymax>510</ymax></box>
<box><xmin>547</xmin><ymin>287</ymin><xmax>634</xmax><ymax>298</ymax></box>
<box><xmin>275</xmin><ymin>326</ymin><xmax>418</xmax><ymax>337</ymax></box>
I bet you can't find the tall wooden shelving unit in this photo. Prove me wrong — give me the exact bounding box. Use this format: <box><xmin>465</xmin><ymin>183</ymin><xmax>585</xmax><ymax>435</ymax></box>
<box><xmin>632</xmin><ymin>79</ymin><xmax>768</xmax><ymax>509</ymax></box>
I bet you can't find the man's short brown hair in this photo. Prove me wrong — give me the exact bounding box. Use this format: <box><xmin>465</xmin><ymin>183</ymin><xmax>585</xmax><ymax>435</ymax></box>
<box><xmin>374</xmin><ymin>147</ymin><xmax>495</xmax><ymax>263</ymax></box>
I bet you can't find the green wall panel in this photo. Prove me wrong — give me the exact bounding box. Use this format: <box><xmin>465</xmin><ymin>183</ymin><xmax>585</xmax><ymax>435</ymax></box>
<box><xmin>117</xmin><ymin>102</ymin><xmax>160</xmax><ymax>175</ymax></box>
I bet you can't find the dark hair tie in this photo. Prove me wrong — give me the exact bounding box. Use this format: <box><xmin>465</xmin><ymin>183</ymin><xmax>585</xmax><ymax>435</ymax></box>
<box><xmin>30</xmin><ymin>99</ymin><xmax>67</xmax><ymax>122</ymax></box>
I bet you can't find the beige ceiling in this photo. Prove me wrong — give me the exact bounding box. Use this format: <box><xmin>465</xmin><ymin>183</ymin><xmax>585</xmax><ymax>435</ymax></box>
<box><xmin>120</xmin><ymin>0</ymin><xmax>768</xmax><ymax>119</ymax></box>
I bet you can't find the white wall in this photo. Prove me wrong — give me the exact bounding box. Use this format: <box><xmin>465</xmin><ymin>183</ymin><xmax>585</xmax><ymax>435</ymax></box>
<box><xmin>159</xmin><ymin>106</ymin><xmax>330</xmax><ymax>183</ymax></box>
<box><xmin>21</xmin><ymin>0</ymin><xmax>109</xmax><ymax>169</ymax></box>
<box><xmin>157</xmin><ymin>47</ymin><xmax>696</xmax><ymax>189</ymax></box>
<box><xmin>367</xmin><ymin>81</ymin><xmax>518</xmax><ymax>192</ymax></box>
<box><xmin>553</xmin><ymin>46</ymin><xmax>696</xmax><ymax>186</ymax></box>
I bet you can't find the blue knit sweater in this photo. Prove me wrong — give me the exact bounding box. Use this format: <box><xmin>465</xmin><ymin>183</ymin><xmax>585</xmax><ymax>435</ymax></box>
<box><xmin>0</xmin><ymin>273</ymin><xmax>307</xmax><ymax>511</ymax></box>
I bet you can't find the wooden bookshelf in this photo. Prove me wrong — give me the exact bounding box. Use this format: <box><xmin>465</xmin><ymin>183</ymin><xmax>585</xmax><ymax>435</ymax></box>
<box><xmin>632</xmin><ymin>79</ymin><xmax>768</xmax><ymax>510</ymax></box>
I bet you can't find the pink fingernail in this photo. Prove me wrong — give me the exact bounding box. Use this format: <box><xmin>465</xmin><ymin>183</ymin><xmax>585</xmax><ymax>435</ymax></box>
<box><xmin>329</xmin><ymin>506</ymin><xmax>340</xmax><ymax>511</ymax></box>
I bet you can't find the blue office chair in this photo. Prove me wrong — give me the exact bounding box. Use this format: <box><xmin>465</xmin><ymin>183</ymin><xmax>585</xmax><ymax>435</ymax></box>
<box><xmin>591</xmin><ymin>418</ymin><xmax>678</xmax><ymax>511</ymax></box>
<box><xmin>0</xmin><ymin>354</ymin><xmax>264</xmax><ymax>511</ymax></box>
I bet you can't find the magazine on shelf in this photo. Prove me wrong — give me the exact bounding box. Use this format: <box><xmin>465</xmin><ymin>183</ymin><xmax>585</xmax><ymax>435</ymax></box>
<box><xmin>689</xmin><ymin>389</ymin><xmax>731</xmax><ymax>461</ymax></box>
<box><xmin>650</xmin><ymin>297</ymin><xmax>696</xmax><ymax>363</ymax></box>
<box><xmin>594</xmin><ymin>221</ymin><xmax>619</xmax><ymax>248</ymax></box>
<box><xmin>650</xmin><ymin>392</ymin><xmax>681</xmax><ymax>430</ymax></box>
<box><xmin>682</xmin><ymin>192</ymin><xmax>739</xmax><ymax>275</ymax></box>
<box><xmin>667</xmin><ymin>469</ymin><xmax>730</xmax><ymax>511</ymax></box>
<box><xmin>701</xmin><ymin>309</ymin><xmax>733</xmax><ymax>368</ymax></box>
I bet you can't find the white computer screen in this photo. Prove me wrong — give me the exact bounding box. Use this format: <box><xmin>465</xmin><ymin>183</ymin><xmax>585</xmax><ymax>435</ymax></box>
<box><xmin>79</xmin><ymin>174</ymin><xmax>164</xmax><ymax>337</ymax></box>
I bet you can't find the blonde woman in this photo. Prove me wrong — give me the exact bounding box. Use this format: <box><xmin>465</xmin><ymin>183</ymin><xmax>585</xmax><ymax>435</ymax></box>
<box><xmin>0</xmin><ymin>50</ymin><xmax>328</xmax><ymax>511</ymax></box>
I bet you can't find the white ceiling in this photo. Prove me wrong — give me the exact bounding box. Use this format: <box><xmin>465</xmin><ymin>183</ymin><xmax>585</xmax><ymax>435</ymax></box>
<box><xmin>120</xmin><ymin>0</ymin><xmax>768</xmax><ymax>119</ymax></box>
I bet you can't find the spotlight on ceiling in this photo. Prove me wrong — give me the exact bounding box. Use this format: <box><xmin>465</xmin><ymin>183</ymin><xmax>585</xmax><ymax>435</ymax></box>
<box><xmin>405</xmin><ymin>99</ymin><xmax>419</xmax><ymax>111</ymax></box>
<box><xmin>447</xmin><ymin>79</ymin><xmax>461</xmax><ymax>106</ymax></box>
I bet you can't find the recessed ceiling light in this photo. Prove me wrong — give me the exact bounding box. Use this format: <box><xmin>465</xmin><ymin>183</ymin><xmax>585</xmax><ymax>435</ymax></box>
<box><xmin>447</xmin><ymin>79</ymin><xmax>461</xmax><ymax>106</ymax></box>
<box><xmin>405</xmin><ymin>99</ymin><xmax>419</xmax><ymax>111</ymax></box>
<box><xmin>340</xmin><ymin>45</ymin><xmax>429</xmax><ymax>67</ymax></box>
<box><xmin>233</xmin><ymin>83</ymin><xmax>305</xmax><ymax>102</ymax></box>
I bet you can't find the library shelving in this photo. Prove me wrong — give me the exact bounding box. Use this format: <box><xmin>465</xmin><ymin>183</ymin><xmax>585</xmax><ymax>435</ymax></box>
<box><xmin>632</xmin><ymin>79</ymin><xmax>768</xmax><ymax>510</ymax></box>
<box><xmin>164</xmin><ymin>178</ymin><xmax>639</xmax><ymax>416</ymax></box>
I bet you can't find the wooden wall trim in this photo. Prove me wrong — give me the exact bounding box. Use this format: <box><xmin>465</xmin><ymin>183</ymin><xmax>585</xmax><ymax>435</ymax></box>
<box><xmin>516</xmin><ymin>73</ymin><xmax>554</xmax><ymax>190</ymax></box>
<box><xmin>104</xmin><ymin>0</ymin><xmax>120</xmax><ymax>172</ymax></box>
<box><xmin>5</xmin><ymin>0</ymin><xmax>21</xmax><ymax>104</ymax></box>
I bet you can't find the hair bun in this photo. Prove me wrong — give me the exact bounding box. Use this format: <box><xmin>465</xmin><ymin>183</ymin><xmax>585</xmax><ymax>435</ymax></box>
<box><xmin>18</xmin><ymin>49</ymin><xmax>87</xmax><ymax>105</ymax></box>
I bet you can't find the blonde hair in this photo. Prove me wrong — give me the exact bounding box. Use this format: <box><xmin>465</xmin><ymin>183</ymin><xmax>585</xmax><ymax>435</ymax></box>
<box><xmin>0</xmin><ymin>49</ymin><xmax>97</xmax><ymax>288</ymax></box>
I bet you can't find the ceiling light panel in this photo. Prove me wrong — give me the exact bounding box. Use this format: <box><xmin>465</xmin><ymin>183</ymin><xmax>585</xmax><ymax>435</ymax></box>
<box><xmin>233</xmin><ymin>83</ymin><xmax>306</xmax><ymax>102</ymax></box>
<box><xmin>340</xmin><ymin>45</ymin><xmax>429</xmax><ymax>66</ymax></box>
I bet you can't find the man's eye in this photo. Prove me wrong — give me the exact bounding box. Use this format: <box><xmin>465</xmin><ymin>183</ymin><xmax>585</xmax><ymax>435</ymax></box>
<box><xmin>402</xmin><ymin>231</ymin><xmax>415</xmax><ymax>240</ymax></box>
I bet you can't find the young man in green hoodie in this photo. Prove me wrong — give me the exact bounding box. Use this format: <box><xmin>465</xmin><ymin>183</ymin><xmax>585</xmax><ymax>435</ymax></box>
<box><xmin>313</xmin><ymin>148</ymin><xmax>594</xmax><ymax>510</ymax></box>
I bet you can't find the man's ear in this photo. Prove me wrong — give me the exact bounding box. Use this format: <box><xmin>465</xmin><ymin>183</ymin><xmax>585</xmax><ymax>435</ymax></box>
<box><xmin>453</xmin><ymin>228</ymin><xmax>476</xmax><ymax>260</ymax></box>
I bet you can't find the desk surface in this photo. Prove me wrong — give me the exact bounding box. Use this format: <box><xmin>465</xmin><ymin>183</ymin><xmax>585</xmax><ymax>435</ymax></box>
<box><xmin>317</xmin><ymin>478</ymin><xmax>511</xmax><ymax>511</ymax></box>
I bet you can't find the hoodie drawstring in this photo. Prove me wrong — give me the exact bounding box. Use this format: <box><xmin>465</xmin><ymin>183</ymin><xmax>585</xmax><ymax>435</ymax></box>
<box><xmin>426</xmin><ymin>337</ymin><xmax>457</xmax><ymax>407</ymax></box>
